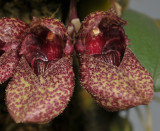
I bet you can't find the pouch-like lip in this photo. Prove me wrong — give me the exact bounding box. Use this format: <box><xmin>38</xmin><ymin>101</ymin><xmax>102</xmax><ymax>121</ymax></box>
<box><xmin>6</xmin><ymin>55</ymin><xmax>75</xmax><ymax>123</ymax></box>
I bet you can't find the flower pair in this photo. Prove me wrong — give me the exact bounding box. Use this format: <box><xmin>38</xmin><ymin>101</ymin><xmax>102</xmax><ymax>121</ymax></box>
<box><xmin>0</xmin><ymin>10</ymin><xmax>153</xmax><ymax>123</ymax></box>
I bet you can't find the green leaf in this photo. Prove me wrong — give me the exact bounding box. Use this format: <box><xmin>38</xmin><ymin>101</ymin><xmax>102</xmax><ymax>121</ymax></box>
<box><xmin>122</xmin><ymin>9</ymin><xmax>160</xmax><ymax>92</ymax></box>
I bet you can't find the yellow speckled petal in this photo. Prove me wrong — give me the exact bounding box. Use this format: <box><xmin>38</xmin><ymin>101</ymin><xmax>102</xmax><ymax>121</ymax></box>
<box><xmin>0</xmin><ymin>50</ymin><xmax>19</xmax><ymax>84</ymax></box>
<box><xmin>0</xmin><ymin>17</ymin><xmax>28</xmax><ymax>45</ymax></box>
<box><xmin>0</xmin><ymin>18</ymin><xmax>28</xmax><ymax>83</ymax></box>
<box><xmin>79</xmin><ymin>47</ymin><xmax>153</xmax><ymax>111</ymax></box>
<box><xmin>120</xmin><ymin>47</ymin><xmax>153</xmax><ymax>104</ymax></box>
<box><xmin>6</xmin><ymin>56</ymin><xmax>74</xmax><ymax>123</ymax></box>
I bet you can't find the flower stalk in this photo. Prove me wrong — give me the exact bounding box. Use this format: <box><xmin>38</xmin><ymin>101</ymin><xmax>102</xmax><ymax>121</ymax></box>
<box><xmin>67</xmin><ymin>0</ymin><xmax>81</xmax><ymax>36</ymax></box>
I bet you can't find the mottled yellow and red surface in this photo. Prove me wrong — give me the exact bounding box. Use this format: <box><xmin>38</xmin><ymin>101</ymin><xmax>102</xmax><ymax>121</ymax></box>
<box><xmin>76</xmin><ymin>10</ymin><xmax>154</xmax><ymax>111</ymax></box>
<box><xmin>0</xmin><ymin>18</ymin><xmax>28</xmax><ymax>44</ymax></box>
<box><xmin>2</xmin><ymin>17</ymin><xmax>75</xmax><ymax>123</ymax></box>
<box><xmin>6</xmin><ymin>56</ymin><xmax>74</xmax><ymax>123</ymax></box>
<box><xmin>0</xmin><ymin>18</ymin><xmax>28</xmax><ymax>83</ymax></box>
<box><xmin>0</xmin><ymin>50</ymin><xmax>19</xmax><ymax>83</ymax></box>
<box><xmin>79</xmin><ymin>48</ymin><xmax>153</xmax><ymax>111</ymax></box>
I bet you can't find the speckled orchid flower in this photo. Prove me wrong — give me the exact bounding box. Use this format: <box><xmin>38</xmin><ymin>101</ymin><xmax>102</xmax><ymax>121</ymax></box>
<box><xmin>0</xmin><ymin>18</ymin><xmax>28</xmax><ymax>83</ymax></box>
<box><xmin>75</xmin><ymin>10</ymin><xmax>154</xmax><ymax>111</ymax></box>
<box><xmin>5</xmin><ymin>17</ymin><xmax>74</xmax><ymax>123</ymax></box>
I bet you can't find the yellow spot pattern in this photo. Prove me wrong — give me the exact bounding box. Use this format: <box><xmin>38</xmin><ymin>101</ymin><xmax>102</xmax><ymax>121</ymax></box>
<box><xmin>6</xmin><ymin>56</ymin><xmax>74</xmax><ymax>123</ymax></box>
<box><xmin>79</xmin><ymin>47</ymin><xmax>153</xmax><ymax>111</ymax></box>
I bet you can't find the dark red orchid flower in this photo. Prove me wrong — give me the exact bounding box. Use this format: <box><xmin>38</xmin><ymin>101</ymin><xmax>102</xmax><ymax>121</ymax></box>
<box><xmin>75</xmin><ymin>10</ymin><xmax>154</xmax><ymax>111</ymax></box>
<box><xmin>2</xmin><ymin>17</ymin><xmax>74</xmax><ymax>123</ymax></box>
